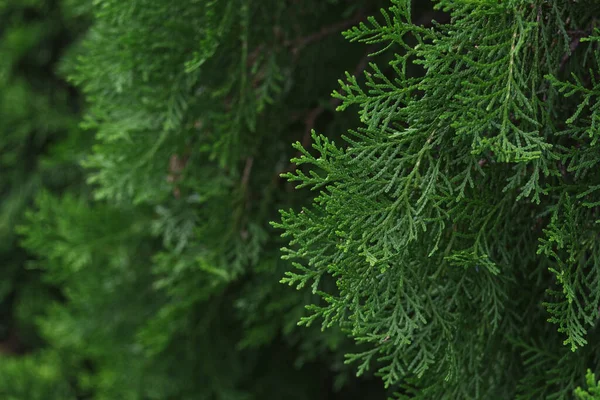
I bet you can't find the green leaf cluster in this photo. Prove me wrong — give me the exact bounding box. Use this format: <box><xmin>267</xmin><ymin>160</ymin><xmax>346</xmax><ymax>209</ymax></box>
<box><xmin>278</xmin><ymin>0</ymin><xmax>600</xmax><ymax>397</ymax></box>
<box><xmin>0</xmin><ymin>0</ymin><xmax>87</xmax><ymax>351</ymax></box>
<box><xmin>4</xmin><ymin>0</ymin><xmax>392</xmax><ymax>399</ymax></box>
<box><xmin>4</xmin><ymin>0</ymin><xmax>600</xmax><ymax>398</ymax></box>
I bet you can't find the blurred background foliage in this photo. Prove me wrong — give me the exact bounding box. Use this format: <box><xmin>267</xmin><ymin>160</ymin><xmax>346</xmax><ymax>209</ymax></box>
<box><xmin>0</xmin><ymin>0</ymin><xmax>88</xmax><ymax>351</ymax></box>
<box><xmin>0</xmin><ymin>0</ymin><xmax>430</xmax><ymax>398</ymax></box>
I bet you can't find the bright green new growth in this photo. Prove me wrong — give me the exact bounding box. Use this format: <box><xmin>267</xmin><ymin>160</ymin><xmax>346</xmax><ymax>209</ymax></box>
<box><xmin>277</xmin><ymin>0</ymin><xmax>600</xmax><ymax>397</ymax></box>
<box><xmin>575</xmin><ymin>370</ymin><xmax>600</xmax><ymax>400</ymax></box>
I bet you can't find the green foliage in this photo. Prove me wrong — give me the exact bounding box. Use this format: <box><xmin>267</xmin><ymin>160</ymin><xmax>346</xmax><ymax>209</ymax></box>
<box><xmin>4</xmin><ymin>0</ymin><xmax>391</xmax><ymax>399</ymax></box>
<box><xmin>575</xmin><ymin>370</ymin><xmax>600</xmax><ymax>400</ymax></box>
<box><xmin>0</xmin><ymin>0</ymin><xmax>86</xmax><ymax>347</ymax></box>
<box><xmin>0</xmin><ymin>352</ymin><xmax>76</xmax><ymax>400</ymax></box>
<box><xmin>278</xmin><ymin>0</ymin><xmax>600</xmax><ymax>397</ymax></box>
<box><xmin>5</xmin><ymin>0</ymin><xmax>600</xmax><ymax>398</ymax></box>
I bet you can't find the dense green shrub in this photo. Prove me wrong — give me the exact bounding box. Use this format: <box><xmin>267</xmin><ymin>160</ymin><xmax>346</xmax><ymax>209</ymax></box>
<box><xmin>0</xmin><ymin>0</ymin><xmax>87</xmax><ymax>352</ymax></box>
<box><xmin>0</xmin><ymin>0</ymin><xmax>88</xmax><ymax>396</ymax></box>
<box><xmin>4</xmin><ymin>0</ymin><xmax>600</xmax><ymax>398</ymax></box>
<box><xmin>6</xmin><ymin>0</ymin><xmax>391</xmax><ymax>398</ymax></box>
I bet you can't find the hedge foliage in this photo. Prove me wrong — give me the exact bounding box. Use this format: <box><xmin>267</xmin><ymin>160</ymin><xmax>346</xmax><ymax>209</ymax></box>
<box><xmin>2</xmin><ymin>0</ymin><xmax>600</xmax><ymax>399</ymax></box>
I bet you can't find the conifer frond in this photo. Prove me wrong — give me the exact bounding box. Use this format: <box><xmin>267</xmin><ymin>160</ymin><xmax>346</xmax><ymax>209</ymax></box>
<box><xmin>575</xmin><ymin>370</ymin><xmax>600</xmax><ymax>400</ymax></box>
<box><xmin>278</xmin><ymin>0</ymin><xmax>600</xmax><ymax>395</ymax></box>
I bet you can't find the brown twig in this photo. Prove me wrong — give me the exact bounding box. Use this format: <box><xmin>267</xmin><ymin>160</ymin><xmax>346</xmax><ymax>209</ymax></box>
<box><xmin>277</xmin><ymin>46</ymin><xmax>376</xmax><ymax>180</ymax></box>
<box><xmin>0</xmin><ymin>329</ymin><xmax>24</xmax><ymax>356</ymax></box>
<box><xmin>241</xmin><ymin>156</ymin><xmax>254</xmax><ymax>189</ymax></box>
<box><xmin>167</xmin><ymin>153</ymin><xmax>189</xmax><ymax>199</ymax></box>
<box><xmin>560</xmin><ymin>37</ymin><xmax>582</xmax><ymax>71</ymax></box>
<box><xmin>285</xmin><ymin>12</ymin><xmax>365</xmax><ymax>55</ymax></box>
<box><xmin>559</xmin><ymin>19</ymin><xmax>597</xmax><ymax>71</ymax></box>
<box><xmin>247</xmin><ymin>44</ymin><xmax>264</xmax><ymax>67</ymax></box>
<box><xmin>302</xmin><ymin>44</ymin><xmax>375</xmax><ymax>147</ymax></box>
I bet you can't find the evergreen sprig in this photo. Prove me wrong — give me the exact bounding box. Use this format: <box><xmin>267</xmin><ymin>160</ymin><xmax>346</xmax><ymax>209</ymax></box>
<box><xmin>277</xmin><ymin>0</ymin><xmax>600</xmax><ymax>396</ymax></box>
